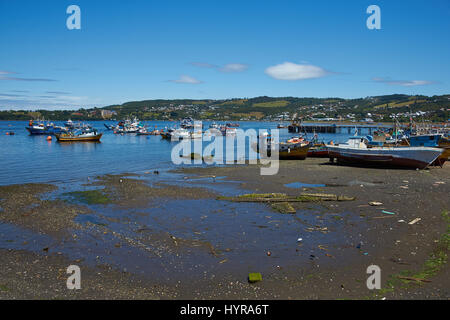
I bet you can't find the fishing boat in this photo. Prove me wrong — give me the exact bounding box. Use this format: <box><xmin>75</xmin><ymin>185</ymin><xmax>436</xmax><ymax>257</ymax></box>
<box><xmin>181</xmin><ymin>117</ymin><xmax>194</xmax><ymax>129</ymax></box>
<box><xmin>26</xmin><ymin>120</ymin><xmax>67</xmax><ymax>135</ymax></box>
<box><xmin>220</xmin><ymin>126</ymin><xmax>237</xmax><ymax>136</ymax></box>
<box><xmin>326</xmin><ymin>136</ymin><xmax>443</xmax><ymax>169</ymax></box>
<box><xmin>255</xmin><ymin>134</ymin><xmax>311</xmax><ymax>160</ymax></box>
<box><xmin>160</xmin><ymin>126</ymin><xmax>175</xmax><ymax>140</ymax></box>
<box><xmin>406</xmin><ymin>134</ymin><xmax>450</xmax><ymax>166</ymax></box>
<box><xmin>55</xmin><ymin>129</ymin><xmax>102</xmax><ymax>142</ymax></box>
<box><xmin>277</xmin><ymin>137</ymin><xmax>311</xmax><ymax>160</ymax></box>
<box><xmin>370</xmin><ymin>130</ymin><xmax>449</xmax><ymax>166</ymax></box>
<box><xmin>209</xmin><ymin>121</ymin><xmax>219</xmax><ymax>129</ymax></box>
<box><xmin>136</xmin><ymin>128</ymin><xmax>152</xmax><ymax>135</ymax></box>
<box><xmin>439</xmin><ymin>135</ymin><xmax>450</xmax><ymax>155</ymax></box>
<box><xmin>64</xmin><ymin>119</ymin><xmax>92</xmax><ymax>130</ymax></box>
<box><xmin>112</xmin><ymin>118</ymin><xmax>142</xmax><ymax>133</ymax></box>
<box><xmin>190</xmin><ymin>130</ymin><xmax>203</xmax><ymax>139</ymax></box>
<box><xmin>162</xmin><ymin>128</ymin><xmax>190</xmax><ymax>140</ymax></box>
<box><xmin>307</xmin><ymin>142</ymin><xmax>329</xmax><ymax>158</ymax></box>
<box><xmin>306</xmin><ymin>134</ymin><xmax>329</xmax><ymax>158</ymax></box>
<box><xmin>137</xmin><ymin>126</ymin><xmax>161</xmax><ymax>135</ymax></box>
<box><xmin>173</xmin><ymin>128</ymin><xmax>191</xmax><ymax>140</ymax></box>
<box><xmin>64</xmin><ymin>119</ymin><xmax>74</xmax><ymax>128</ymax></box>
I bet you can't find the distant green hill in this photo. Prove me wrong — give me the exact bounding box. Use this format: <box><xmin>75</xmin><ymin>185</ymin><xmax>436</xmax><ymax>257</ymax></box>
<box><xmin>1</xmin><ymin>94</ymin><xmax>449</xmax><ymax>122</ymax></box>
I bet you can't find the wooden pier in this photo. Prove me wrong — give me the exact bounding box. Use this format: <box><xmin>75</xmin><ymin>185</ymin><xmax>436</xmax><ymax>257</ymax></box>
<box><xmin>288</xmin><ymin>122</ymin><xmax>394</xmax><ymax>135</ymax></box>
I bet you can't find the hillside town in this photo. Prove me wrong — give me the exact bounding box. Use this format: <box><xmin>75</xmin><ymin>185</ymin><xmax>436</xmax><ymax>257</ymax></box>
<box><xmin>1</xmin><ymin>94</ymin><xmax>448</xmax><ymax>123</ymax></box>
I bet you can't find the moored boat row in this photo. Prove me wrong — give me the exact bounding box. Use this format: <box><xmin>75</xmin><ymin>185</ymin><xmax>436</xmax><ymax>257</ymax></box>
<box><xmin>22</xmin><ymin>118</ymin><xmax>449</xmax><ymax>169</ymax></box>
<box><xmin>256</xmin><ymin>131</ymin><xmax>447</xmax><ymax>170</ymax></box>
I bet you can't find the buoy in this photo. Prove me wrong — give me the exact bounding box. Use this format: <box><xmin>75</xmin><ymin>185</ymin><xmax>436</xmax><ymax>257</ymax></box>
<box><xmin>46</xmin><ymin>136</ymin><xmax>52</xmax><ymax>141</ymax></box>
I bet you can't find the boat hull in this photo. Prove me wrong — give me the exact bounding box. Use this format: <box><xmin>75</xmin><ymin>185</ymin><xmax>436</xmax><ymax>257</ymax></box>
<box><xmin>384</xmin><ymin>134</ymin><xmax>449</xmax><ymax>166</ymax></box>
<box><xmin>55</xmin><ymin>133</ymin><xmax>102</xmax><ymax>142</ymax></box>
<box><xmin>278</xmin><ymin>143</ymin><xmax>310</xmax><ymax>160</ymax></box>
<box><xmin>253</xmin><ymin>140</ymin><xmax>311</xmax><ymax>160</ymax></box>
<box><xmin>26</xmin><ymin>126</ymin><xmax>65</xmax><ymax>135</ymax></box>
<box><xmin>327</xmin><ymin>146</ymin><xmax>443</xmax><ymax>169</ymax></box>
<box><xmin>161</xmin><ymin>132</ymin><xmax>171</xmax><ymax>140</ymax></box>
<box><xmin>307</xmin><ymin>144</ymin><xmax>329</xmax><ymax>158</ymax></box>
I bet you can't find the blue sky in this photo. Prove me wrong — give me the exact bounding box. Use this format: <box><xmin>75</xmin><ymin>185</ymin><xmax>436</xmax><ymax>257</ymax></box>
<box><xmin>1</xmin><ymin>0</ymin><xmax>449</xmax><ymax>110</ymax></box>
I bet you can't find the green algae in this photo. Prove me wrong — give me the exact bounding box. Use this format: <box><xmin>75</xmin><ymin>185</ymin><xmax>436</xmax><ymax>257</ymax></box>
<box><xmin>65</xmin><ymin>189</ymin><xmax>111</xmax><ymax>205</ymax></box>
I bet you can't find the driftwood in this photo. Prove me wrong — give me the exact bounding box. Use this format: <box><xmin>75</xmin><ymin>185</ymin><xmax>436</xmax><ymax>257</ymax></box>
<box><xmin>217</xmin><ymin>192</ymin><xmax>355</xmax><ymax>203</ymax></box>
<box><xmin>397</xmin><ymin>276</ymin><xmax>432</xmax><ymax>283</ymax></box>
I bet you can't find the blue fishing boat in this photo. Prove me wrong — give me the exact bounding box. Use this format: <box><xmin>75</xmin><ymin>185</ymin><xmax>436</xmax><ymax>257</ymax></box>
<box><xmin>26</xmin><ymin>120</ymin><xmax>67</xmax><ymax>135</ymax></box>
<box><xmin>408</xmin><ymin>134</ymin><xmax>441</xmax><ymax>147</ymax></box>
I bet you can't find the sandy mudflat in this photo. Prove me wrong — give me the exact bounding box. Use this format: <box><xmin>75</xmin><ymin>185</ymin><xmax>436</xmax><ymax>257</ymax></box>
<box><xmin>0</xmin><ymin>159</ymin><xmax>449</xmax><ymax>299</ymax></box>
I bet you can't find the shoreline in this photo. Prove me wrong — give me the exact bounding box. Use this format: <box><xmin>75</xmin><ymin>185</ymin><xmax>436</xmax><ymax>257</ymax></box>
<box><xmin>0</xmin><ymin>159</ymin><xmax>449</xmax><ymax>299</ymax></box>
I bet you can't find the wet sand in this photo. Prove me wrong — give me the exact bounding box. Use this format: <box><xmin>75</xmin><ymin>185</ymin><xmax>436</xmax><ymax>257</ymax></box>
<box><xmin>0</xmin><ymin>159</ymin><xmax>449</xmax><ymax>299</ymax></box>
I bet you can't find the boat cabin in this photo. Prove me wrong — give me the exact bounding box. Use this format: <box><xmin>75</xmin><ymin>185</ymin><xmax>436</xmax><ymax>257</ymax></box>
<box><xmin>341</xmin><ymin>136</ymin><xmax>370</xmax><ymax>149</ymax></box>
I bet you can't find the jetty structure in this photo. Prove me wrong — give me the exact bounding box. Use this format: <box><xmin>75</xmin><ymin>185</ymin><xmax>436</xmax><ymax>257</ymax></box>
<box><xmin>288</xmin><ymin>120</ymin><xmax>394</xmax><ymax>135</ymax></box>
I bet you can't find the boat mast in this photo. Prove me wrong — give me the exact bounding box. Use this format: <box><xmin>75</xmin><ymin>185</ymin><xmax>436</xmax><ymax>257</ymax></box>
<box><xmin>394</xmin><ymin>114</ymin><xmax>398</xmax><ymax>146</ymax></box>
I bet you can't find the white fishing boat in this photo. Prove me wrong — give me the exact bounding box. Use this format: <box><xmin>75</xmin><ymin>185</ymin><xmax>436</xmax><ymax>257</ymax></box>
<box><xmin>209</xmin><ymin>121</ymin><xmax>219</xmax><ymax>129</ymax></box>
<box><xmin>220</xmin><ymin>126</ymin><xmax>236</xmax><ymax>136</ymax></box>
<box><xmin>190</xmin><ymin>130</ymin><xmax>203</xmax><ymax>139</ymax></box>
<box><xmin>326</xmin><ymin>136</ymin><xmax>443</xmax><ymax>169</ymax></box>
<box><xmin>170</xmin><ymin>128</ymin><xmax>191</xmax><ymax>140</ymax></box>
<box><xmin>113</xmin><ymin>117</ymin><xmax>143</xmax><ymax>133</ymax></box>
<box><xmin>181</xmin><ymin>117</ymin><xmax>194</xmax><ymax>129</ymax></box>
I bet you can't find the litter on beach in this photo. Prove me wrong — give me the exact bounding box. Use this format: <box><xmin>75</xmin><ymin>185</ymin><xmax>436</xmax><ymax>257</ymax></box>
<box><xmin>408</xmin><ymin>218</ymin><xmax>422</xmax><ymax>225</ymax></box>
<box><xmin>382</xmin><ymin>210</ymin><xmax>396</xmax><ymax>215</ymax></box>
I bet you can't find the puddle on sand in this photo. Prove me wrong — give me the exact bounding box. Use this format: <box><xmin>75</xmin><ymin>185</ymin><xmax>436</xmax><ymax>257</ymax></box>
<box><xmin>0</xmin><ymin>222</ymin><xmax>56</xmax><ymax>251</ymax></box>
<box><xmin>284</xmin><ymin>182</ymin><xmax>325</xmax><ymax>188</ymax></box>
<box><xmin>75</xmin><ymin>214</ymin><xmax>109</xmax><ymax>226</ymax></box>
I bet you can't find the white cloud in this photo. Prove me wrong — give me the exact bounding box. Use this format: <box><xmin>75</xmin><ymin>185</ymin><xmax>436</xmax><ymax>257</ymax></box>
<box><xmin>265</xmin><ymin>62</ymin><xmax>328</xmax><ymax>80</ymax></box>
<box><xmin>169</xmin><ymin>75</ymin><xmax>202</xmax><ymax>84</ymax></box>
<box><xmin>372</xmin><ymin>77</ymin><xmax>433</xmax><ymax>87</ymax></box>
<box><xmin>219</xmin><ymin>63</ymin><xmax>248</xmax><ymax>73</ymax></box>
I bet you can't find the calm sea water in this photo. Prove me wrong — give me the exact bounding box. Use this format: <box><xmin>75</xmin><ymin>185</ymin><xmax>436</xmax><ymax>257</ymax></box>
<box><xmin>0</xmin><ymin>120</ymin><xmax>369</xmax><ymax>279</ymax></box>
<box><xmin>0</xmin><ymin>120</ymin><xmax>354</xmax><ymax>186</ymax></box>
